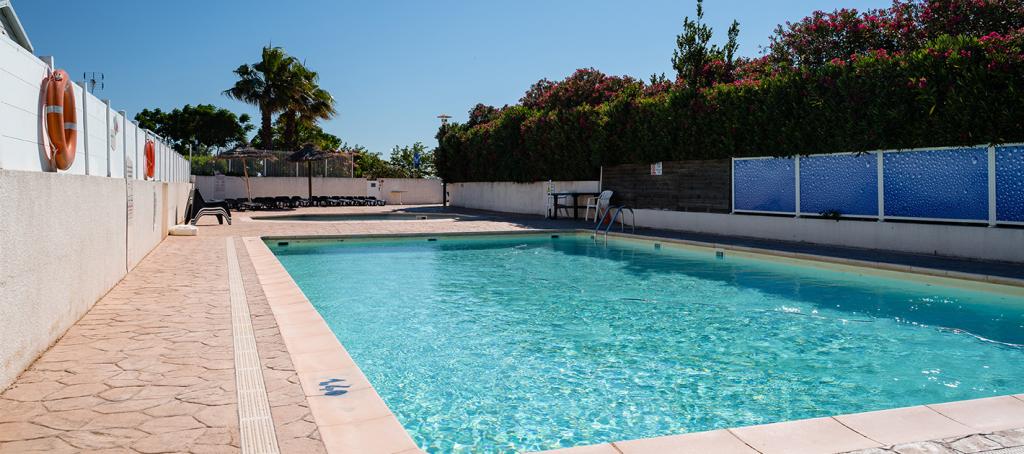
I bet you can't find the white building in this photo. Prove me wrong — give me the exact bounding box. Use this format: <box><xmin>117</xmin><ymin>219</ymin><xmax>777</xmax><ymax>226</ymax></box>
<box><xmin>0</xmin><ymin>0</ymin><xmax>32</xmax><ymax>52</ymax></box>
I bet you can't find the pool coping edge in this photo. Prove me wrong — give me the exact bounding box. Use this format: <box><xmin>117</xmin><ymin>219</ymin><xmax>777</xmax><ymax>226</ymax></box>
<box><xmin>602</xmin><ymin>230</ymin><xmax>1024</xmax><ymax>293</ymax></box>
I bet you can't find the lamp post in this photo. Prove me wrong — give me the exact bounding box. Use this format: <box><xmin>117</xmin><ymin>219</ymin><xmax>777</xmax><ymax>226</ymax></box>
<box><xmin>437</xmin><ymin>114</ymin><xmax>451</xmax><ymax>207</ymax></box>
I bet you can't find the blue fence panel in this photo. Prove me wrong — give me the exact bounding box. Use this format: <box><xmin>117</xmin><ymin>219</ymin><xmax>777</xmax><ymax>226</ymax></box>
<box><xmin>800</xmin><ymin>153</ymin><xmax>878</xmax><ymax>216</ymax></box>
<box><xmin>996</xmin><ymin>145</ymin><xmax>1024</xmax><ymax>222</ymax></box>
<box><xmin>883</xmin><ymin>147</ymin><xmax>989</xmax><ymax>221</ymax></box>
<box><xmin>733</xmin><ymin>157</ymin><xmax>796</xmax><ymax>213</ymax></box>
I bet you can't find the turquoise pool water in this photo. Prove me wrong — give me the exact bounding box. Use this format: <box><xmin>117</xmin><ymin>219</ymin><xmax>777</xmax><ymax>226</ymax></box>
<box><xmin>270</xmin><ymin>234</ymin><xmax>1024</xmax><ymax>453</ymax></box>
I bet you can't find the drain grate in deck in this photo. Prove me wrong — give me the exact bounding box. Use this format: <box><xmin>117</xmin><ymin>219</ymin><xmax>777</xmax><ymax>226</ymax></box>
<box><xmin>227</xmin><ymin>238</ymin><xmax>281</xmax><ymax>454</ymax></box>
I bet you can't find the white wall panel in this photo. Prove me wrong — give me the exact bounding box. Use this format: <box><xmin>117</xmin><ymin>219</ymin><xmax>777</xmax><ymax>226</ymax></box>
<box><xmin>0</xmin><ymin>38</ymin><xmax>48</xmax><ymax>171</ymax></box>
<box><xmin>84</xmin><ymin>94</ymin><xmax>107</xmax><ymax>176</ymax></box>
<box><xmin>135</xmin><ymin>128</ymin><xmax>147</xmax><ymax>180</ymax></box>
<box><xmin>108</xmin><ymin>110</ymin><xmax>124</xmax><ymax>178</ymax></box>
<box><xmin>122</xmin><ymin>120</ymin><xmax>137</xmax><ymax>179</ymax></box>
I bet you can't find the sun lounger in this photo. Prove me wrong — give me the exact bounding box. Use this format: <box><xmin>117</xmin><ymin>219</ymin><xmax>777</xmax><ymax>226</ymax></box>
<box><xmin>185</xmin><ymin>189</ymin><xmax>231</xmax><ymax>225</ymax></box>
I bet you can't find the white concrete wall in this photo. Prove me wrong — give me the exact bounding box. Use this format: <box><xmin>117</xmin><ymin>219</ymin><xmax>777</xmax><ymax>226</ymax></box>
<box><xmin>0</xmin><ymin>38</ymin><xmax>188</xmax><ymax>180</ymax></box>
<box><xmin>449</xmin><ymin>181</ymin><xmax>601</xmax><ymax>216</ymax></box>
<box><xmin>125</xmin><ymin>180</ymin><xmax>189</xmax><ymax>270</ymax></box>
<box><xmin>193</xmin><ymin>176</ymin><xmax>443</xmax><ymax>204</ymax></box>
<box><xmin>632</xmin><ymin>209</ymin><xmax>1024</xmax><ymax>263</ymax></box>
<box><xmin>0</xmin><ymin>170</ymin><xmax>191</xmax><ymax>391</ymax></box>
<box><xmin>128</xmin><ymin>180</ymin><xmax>163</xmax><ymax>269</ymax></box>
<box><xmin>378</xmin><ymin>178</ymin><xmax>443</xmax><ymax>205</ymax></box>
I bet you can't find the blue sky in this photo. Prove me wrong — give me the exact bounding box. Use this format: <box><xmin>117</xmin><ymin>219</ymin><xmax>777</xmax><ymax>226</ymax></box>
<box><xmin>15</xmin><ymin>0</ymin><xmax>891</xmax><ymax>155</ymax></box>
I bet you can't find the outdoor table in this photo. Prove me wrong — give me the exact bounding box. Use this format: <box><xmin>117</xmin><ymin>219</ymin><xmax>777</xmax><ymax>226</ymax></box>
<box><xmin>549</xmin><ymin>192</ymin><xmax>600</xmax><ymax>220</ymax></box>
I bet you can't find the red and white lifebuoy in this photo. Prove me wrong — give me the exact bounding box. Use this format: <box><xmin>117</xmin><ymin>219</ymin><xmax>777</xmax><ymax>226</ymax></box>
<box><xmin>145</xmin><ymin>140</ymin><xmax>156</xmax><ymax>179</ymax></box>
<box><xmin>43</xmin><ymin>69</ymin><xmax>77</xmax><ymax>170</ymax></box>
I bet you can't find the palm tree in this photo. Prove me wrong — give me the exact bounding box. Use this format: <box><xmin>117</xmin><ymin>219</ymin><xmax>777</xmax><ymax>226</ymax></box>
<box><xmin>223</xmin><ymin>46</ymin><xmax>299</xmax><ymax>150</ymax></box>
<box><xmin>281</xmin><ymin>64</ymin><xmax>336</xmax><ymax>150</ymax></box>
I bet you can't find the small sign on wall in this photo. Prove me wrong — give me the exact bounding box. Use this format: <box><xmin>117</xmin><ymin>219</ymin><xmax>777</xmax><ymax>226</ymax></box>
<box><xmin>650</xmin><ymin>162</ymin><xmax>663</xmax><ymax>176</ymax></box>
<box><xmin>126</xmin><ymin>157</ymin><xmax>134</xmax><ymax>220</ymax></box>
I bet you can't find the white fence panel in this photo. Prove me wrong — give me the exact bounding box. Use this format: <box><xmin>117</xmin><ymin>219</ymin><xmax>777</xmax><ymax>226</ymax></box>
<box><xmin>135</xmin><ymin>127</ymin><xmax>147</xmax><ymax>180</ymax></box>
<box><xmin>0</xmin><ymin>39</ymin><xmax>49</xmax><ymax>172</ymax></box>
<box><xmin>108</xmin><ymin>109</ymin><xmax>124</xmax><ymax>178</ymax></box>
<box><xmin>159</xmin><ymin>142</ymin><xmax>166</xmax><ymax>181</ymax></box>
<box><xmin>84</xmin><ymin>93</ymin><xmax>107</xmax><ymax>176</ymax></box>
<box><xmin>122</xmin><ymin>120</ymin><xmax>136</xmax><ymax>179</ymax></box>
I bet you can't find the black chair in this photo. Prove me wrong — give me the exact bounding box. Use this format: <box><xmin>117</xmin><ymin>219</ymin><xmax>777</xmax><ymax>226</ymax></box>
<box><xmin>226</xmin><ymin>198</ymin><xmax>247</xmax><ymax>211</ymax></box>
<box><xmin>274</xmin><ymin>196</ymin><xmax>292</xmax><ymax>209</ymax></box>
<box><xmin>185</xmin><ymin>189</ymin><xmax>231</xmax><ymax>225</ymax></box>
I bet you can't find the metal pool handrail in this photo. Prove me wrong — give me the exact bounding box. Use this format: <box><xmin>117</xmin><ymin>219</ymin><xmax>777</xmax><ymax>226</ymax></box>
<box><xmin>595</xmin><ymin>206</ymin><xmax>636</xmax><ymax>242</ymax></box>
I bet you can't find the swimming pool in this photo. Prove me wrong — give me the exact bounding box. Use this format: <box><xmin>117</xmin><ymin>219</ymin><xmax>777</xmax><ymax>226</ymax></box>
<box><xmin>251</xmin><ymin>212</ymin><xmax>467</xmax><ymax>222</ymax></box>
<box><xmin>269</xmin><ymin>233</ymin><xmax>1024</xmax><ymax>453</ymax></box>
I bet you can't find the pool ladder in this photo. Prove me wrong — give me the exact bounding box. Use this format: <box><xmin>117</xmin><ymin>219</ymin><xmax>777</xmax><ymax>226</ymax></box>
<box><xmin>594</xmin><ymin>205</ymin><xmax>636</xmax><ymax>242</ymax></box>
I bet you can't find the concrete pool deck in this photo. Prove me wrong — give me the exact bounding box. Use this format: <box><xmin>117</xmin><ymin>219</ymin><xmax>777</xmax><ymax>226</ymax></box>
<box><xmin>1</xmin><ymin>205</ymin><xmax>1022</xmax><ymax>453</ymax></box>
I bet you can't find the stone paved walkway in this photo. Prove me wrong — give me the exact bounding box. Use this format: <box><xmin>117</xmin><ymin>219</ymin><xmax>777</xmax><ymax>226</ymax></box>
<box><xmin>0</xmin><ymin>236</ymin><xmax>325</xmax><ymax>453</ymax></box>
<box><xmin>0</xmin><ymin>236</ymin><xmax>240</xmax><ymax>453</ymax></box>
<box><xmin>1</xmin><ymin>206</ymin><xmax>1021</xmax><ymax>454</ymax></box>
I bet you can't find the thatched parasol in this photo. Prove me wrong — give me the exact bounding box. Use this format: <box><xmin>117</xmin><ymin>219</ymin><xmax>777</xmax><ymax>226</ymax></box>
<box><xmin>286</xmin><ymin>143</ymin><xmax>344</xmax><ymax>199</ymax></box>
<box><xmin>215</xmin><ymin>145</ymin><xmax>279</xmax><ymax>201</ymax></box>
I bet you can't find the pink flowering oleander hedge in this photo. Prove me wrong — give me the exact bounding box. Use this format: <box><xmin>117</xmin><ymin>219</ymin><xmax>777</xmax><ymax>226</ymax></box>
<box><xmin>436</xmin><ymin>0</ymin><xmax>1024</xmax><ymax>182</ymax></box>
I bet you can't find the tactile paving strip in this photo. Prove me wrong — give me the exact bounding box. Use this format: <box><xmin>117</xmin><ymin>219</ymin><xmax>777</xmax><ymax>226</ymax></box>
<box><xmin>227</xmin><ymin>238</ymin><xmax>281</xmax><ymax>454</ymax></box>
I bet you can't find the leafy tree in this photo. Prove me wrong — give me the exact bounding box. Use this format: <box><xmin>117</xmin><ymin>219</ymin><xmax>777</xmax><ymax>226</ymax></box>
<box><xmin>671</xmin><ymin>0</ymin><xmax>740</xmax><ymax>88</ymax></box>
<box><xmin>520</xmin><ymin>79</ymin><xmax>557</xmax><ymax>109</ymax></box>
<box><xmin>467</xmin><ymin>103</ymin><xmax>501</xmax><ymax>127</ymax></box>
<box><xmin>388</xmin><ymin>142</ymin><xmax>435</xmax><ymax>178</ymax></box>
<box><xmin>224</xmin><ymin>46</ymin><xmax>301</xmax><ymax>150</ymax></box>
<box><xmin>518</xmin><ymin>68</ymin><xmax>639</xmax><ymax>111</ymax></box>
<box><xmin>251</xmin><ymin>116</ymin><xmax>341</xmax><ymax>151</ymax></box>
<box><xmin>351</xmin><ymin>143</ymin><xmax>435</xmax><ymax>178</ymax></box>
<box><xmin>353</xmin><ymin>151</ymin><xmax>403</xmax><ymax>178</ymax></box>
<box><xmin>279</xmin><ymin>63</ymin><xmax>336</xmax><ymax>150</ymax></box>
<box><xmin>766</xmin><ymin>0</ymin><xmax>1024</xmax><ymax>69</ymax></box>
<box><xmin>134</xmin><ymin>104</ymin><xmax>252</xmax><ymax>155</ymax></box>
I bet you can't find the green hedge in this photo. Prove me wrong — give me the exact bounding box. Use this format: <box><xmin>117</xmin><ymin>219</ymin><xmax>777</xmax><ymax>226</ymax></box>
<box><xmin>436</xmin><ymin>34</ymin><xmax>1024</xmax><ymax>182</ymax></box>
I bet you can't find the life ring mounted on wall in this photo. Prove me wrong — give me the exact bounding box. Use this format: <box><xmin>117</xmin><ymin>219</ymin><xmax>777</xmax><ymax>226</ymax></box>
<box><xmin>144</xmin><ymin>140</ymin><xmax>156</xmax><ymax>179</ymax></box>
<box><xmin>43</xmin><ymin>69</ymin><xmax>78</xmax><ymax>170</ymax></box>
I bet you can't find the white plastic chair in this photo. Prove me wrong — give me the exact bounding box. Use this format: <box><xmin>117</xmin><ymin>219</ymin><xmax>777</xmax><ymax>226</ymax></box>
<box><xmin>584</xmin><ymin>190</ymin><xmax>613</xmax><ymax>223</ymax></box>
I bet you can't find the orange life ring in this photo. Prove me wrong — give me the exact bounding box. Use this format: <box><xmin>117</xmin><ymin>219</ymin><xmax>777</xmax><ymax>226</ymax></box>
<box><xmin>43</xmin><ymin>69</ymin><xmax>77</xmax><ymax>170</ymax></box>
<box><xmin>144</xmin><ymin>140</ymin><xmax>156</xmax><ymax>179</ymax></box>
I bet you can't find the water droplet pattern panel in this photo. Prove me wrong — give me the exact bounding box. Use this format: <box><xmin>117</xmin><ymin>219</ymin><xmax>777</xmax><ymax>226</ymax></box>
<box><xmin>799</xmin><ymin>153</ymin><xmax>878</xmax><ymax>216</ymax></box>
<box><xmin>996</xmin><ymin>146</ymin><xmax>1024</xmax><ymax>222</ymax></box>
<box><xmin>883</xmin><ymin>147</ymin><xmax>988</xmax><ymax>220</ymax></box>
<box><xmin>733</xmin><ymin>157</ymin><xmax>796</xmax><ymax>213</ymax></box>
